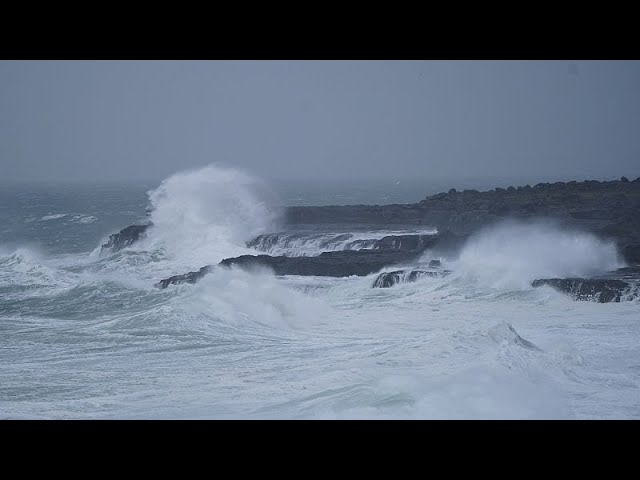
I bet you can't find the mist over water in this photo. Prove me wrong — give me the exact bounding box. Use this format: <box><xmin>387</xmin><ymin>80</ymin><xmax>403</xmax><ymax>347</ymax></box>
<box><xmin>1</xmin><ymin>165</ymin><xmax>639</xmax><ymax>419</ymax></box>
<box><xmin>454</xmin><ymin>220</ymin><xmax>624</xmax><ymax>290</ymax></box>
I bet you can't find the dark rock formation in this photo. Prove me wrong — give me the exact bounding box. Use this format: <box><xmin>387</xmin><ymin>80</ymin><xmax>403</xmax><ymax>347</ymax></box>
<box><xmin>429</xmin><ymin>259</ymin><xmax>441</xmax><ymax>268</ymax></box>
<box><xmin>101</xmin><ymin>224</ymin><xmax>151</xmax><ymax>254</ymax></box>
<box><xmin>156</xmin><ymin>230</ymin><xmax>468</xmax><ymax>289</ymax></box>
<box><xmin>283</xmin><ymin>178</ymin><xmax>640</xmax><ymax>265</ymax></box>
<box><xmin>371</xmin><ymin>234</ymin><xmax>439</xmax><ymax>252</ymax></box>
<box><xmin>155</xmin><ymin>266</ymin><xmax>213</xmax><ymax>289</ymax></box>
<box><xmin>373</xmin><ymin>270</ymin><xmax>420</xmax><ymax>288</ymax></box>
<box><xmin>344</xmin><ymin>239</ymin><xmax>378</xmax><ymax>250</ymax></box>
<box><xmin>156</xmin><ymin>250</ymin><xmax>426</xmax><ymax>288</ymax></box>
<box><xmin>531</xmin><ymin>278</ymin><xmax>631</xmax><ymax>303</ymax></box>
<box><xmin>533</xmin><ymin>266</ymin><xmax>640</xmax><ymax>302</ymax></box>
<box><xmin>109</xmin><ymin>178</ymin><xmax>640</xmax><ymax>264</ymax></box>
<box><xmin>219</xmin><ymin>250</ymin><xmax>421</xmax><ymax>277</ymax></box>
<box><xmin>372</xmin><ymin>269</ymin><xmax>451</xmax><ymax>288</ymax></box>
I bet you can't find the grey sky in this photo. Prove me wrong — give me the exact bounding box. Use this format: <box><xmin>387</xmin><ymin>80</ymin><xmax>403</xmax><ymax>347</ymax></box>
<box><xmin>1</xmin><ymin>60</ymin><xmax>639</xmax><ymax>184</ymax></box>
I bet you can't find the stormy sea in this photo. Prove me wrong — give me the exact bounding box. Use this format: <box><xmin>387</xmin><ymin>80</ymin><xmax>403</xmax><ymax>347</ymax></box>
<box><xmin>1</xmin><ymin>165</ymin><xmax>639</xmax><ymax>419</ymax></box>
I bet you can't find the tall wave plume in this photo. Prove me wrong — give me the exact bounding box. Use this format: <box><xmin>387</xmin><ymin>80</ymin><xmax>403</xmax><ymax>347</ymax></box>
<box><xmin>143</xmin><ymin>164</ymin><xmax>283</xmax><ymax>268</ymax></box>
<box><xmin>455</xmin><ymin>219</ymin><xmax>624</xmax><ymax>290</ymax></box>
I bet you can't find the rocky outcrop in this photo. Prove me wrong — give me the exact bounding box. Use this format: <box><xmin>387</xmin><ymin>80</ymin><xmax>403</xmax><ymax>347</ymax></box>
<box><xmin>371</xmin><ymin>234</ymin><xmax>440</xmax><ymax>252</ymax></box>
<box><xmin>101</xmin><ymin>224</ymin><xmax>151</xmax><ymax>254</ymax></box>
<box><xmin>156</xmin><ymin>249</ymin><xmax>426</xmax><ymax>288</ymax></box>
<box><xmin>108</xmin><ymin>177</ymin><xmax>640</xmax><ymax>264</ymax></box>
<box><xmin>219</xmin><ymin>250</ymin><xmax>421</xmax><ymax>277</ymax></box>
<box><xmin>155</xmin><ymin>266</ymin><xmax>212</xmax><ymax>289</ymax></box>
<box><xmin>371</xmin><ymin>269</ymin><xmax>450</xmax><ymax>288</ymax></box>
<box><xmin>531</xmin><ymin>278</ymin><xmax>633</xmax><ymax>303</ymax></box>
<box><xmin>156</xmin><ymin>230</ymin><xmax>466</xmax><ymax>289</ymax></box>
<box><xmin>532</xmin><ymin>266</ymin><xmax>640</xmax><ymax>302</ymax></box>
<box><xmin>285</xmin><ymin>178</ymin><xmax>640</xmax><ymax>264</ymax></box>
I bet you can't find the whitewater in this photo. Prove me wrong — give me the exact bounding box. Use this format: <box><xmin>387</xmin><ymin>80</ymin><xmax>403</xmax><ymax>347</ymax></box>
<box><xmin>1</xmin><ymin>165</ymin><xmax>639</xmax><ymax>419</ymax></box>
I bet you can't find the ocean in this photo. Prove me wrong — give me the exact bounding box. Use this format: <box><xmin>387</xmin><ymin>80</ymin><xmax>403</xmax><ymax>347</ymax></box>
<box><xmin>1</xmin><ymin>165</ymin><xmax>639</xmax><ymax>419</ymax></box>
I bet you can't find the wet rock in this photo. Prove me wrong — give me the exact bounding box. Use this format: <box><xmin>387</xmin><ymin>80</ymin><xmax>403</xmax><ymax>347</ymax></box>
<box><xmin>219</xmin><ymin>250</ymin><xmax>421</xmax><ymax>277</ymax></box>
<box><xmin>372</xmin><ymin>234</ymin><xmax>440</xmax><ymax>252</ymax></box>
<box><xmin>155</xmin><ymin>266</ymin><xmax>212</xmax><ymax>289</ymax></box>
<box><xmin>531</xmin><ymin>278</ymin><xmax>630</xmax><ymax>303</ymax></box>
<box><xmin>101</xmin><ymin>224</ymin><xmax>151</xmax><ymax>254</ymax></box>
<box><xmin>157</xmin><ymin>250</ymin><xmax>426</xmax><ymax>288</ymax></box>
<box><xmin>372</xmin><ymin>269</ymin><xmax>450</xmax><ymax>288</ymax></box>
<box><xmin>344</xmin><ymin>239</ymin><xmax>378</xmax><ymax>250</ymax></box>
<box><xmin>114</xmin><ymin>177</ymin><xmax>640</xmax><ymax>267</ymax></box>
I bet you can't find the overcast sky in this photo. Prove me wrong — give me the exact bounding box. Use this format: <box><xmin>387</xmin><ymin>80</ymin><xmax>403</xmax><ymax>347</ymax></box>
<box><xmin>1</xmin><ymin>60</ymin><xmax>639</xmax><ymax>184</ymax></box>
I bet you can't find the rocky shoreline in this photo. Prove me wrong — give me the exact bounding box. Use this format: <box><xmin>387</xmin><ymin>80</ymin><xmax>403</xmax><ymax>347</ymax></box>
<box><xmin>102</xmin><ymin>177</ymin><xmax>640</xmax><ymax>264</ymax></box>
<box><xmin>101</xmin><ymin>177</ymin><xmax>640</xmax><ymax>302</ymax></box>
<box><xmin>155</xmin><ymin>233</ymin><xmax>455</xmax><ymax>288</ymax></box>
<box><xmin>284</xmin><ymin>177</ymin><xmax>640</xmax><ymax>265</ymax></box>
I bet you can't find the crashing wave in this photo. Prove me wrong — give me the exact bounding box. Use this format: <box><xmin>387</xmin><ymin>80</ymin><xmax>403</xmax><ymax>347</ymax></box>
<box><xmin>247</xmin><ymin>229</ymin><xmax>438</xmax><ymax>257</ymax></box>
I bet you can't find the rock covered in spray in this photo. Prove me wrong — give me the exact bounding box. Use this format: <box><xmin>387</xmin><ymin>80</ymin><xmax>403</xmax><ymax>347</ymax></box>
<box><xmin>532</xmin><ymin>267</ymin><xmax>640</xmax><ymax>302</ymax></box>
<box><xmin>104</xmin><ymin>177</ymin><xmax>640</xmax><ymax>266</ymax></box>
<box><xmin>371</xmin><ymin>269</ymin><xmax>450</xmax><ymax>288</ymax></box>
<box><xmin>155</xmin><ymin>265</ymin><xmax>213</xmax><ymax>289</ymax></box>
<box><xmin>155</xmin><ymin>231</ymin><xmax>464</xmax><ymax>288</ymax></box>
<box><xmin>101</xmin><ymin>224</ymin><xmax>151</xmax><ymax>254</ymax></box>
<box><xmin>531</xmin><ymin>277</ymin><xmax>635</xmax><ymax>303</ymax></box>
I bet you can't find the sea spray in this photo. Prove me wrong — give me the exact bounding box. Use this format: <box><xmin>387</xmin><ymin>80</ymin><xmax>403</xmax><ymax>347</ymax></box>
<box><xmin>454</xmin><ymin>219</ymin><xmax>624</xmax><ymax>290</ymax></box>
<box><xmin>141</xmin><ymin>164</ymin><xmax>283</xmax><ymax>269</ymax></box>
<box><xmin>180</xmin><ymin>266</ymin><xmax>332</xmax><ymax>331</ymax></box>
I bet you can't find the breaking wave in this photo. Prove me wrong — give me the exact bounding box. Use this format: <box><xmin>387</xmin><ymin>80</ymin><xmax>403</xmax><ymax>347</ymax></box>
<box><xmin>248</xmin><ymin>228</ymin><xmax>437</xmax><ymax>257</ymax></box>
<box><xmin>140</xmin><ymin>164</ymin><xmax>283</xmax><ymax>268</ymax></box>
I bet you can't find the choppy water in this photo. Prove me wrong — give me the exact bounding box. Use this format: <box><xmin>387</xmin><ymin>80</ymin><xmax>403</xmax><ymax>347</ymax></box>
<box><xmin>1</xmin><ymin>166</ymin><xmax>639</xmax><ymax>419</ymax></box>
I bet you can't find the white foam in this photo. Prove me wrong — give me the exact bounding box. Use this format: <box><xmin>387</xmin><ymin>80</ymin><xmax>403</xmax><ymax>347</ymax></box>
<box><xmin>70</xmin><ymin>215</ymin><xmax>98</xmax><ymax>224</ymax></box>
<box><xmin>178</xmin><ymin>267</ymin><xmax>331</xmax><ymax>331</ymax></box>
<box><xmin>0</xmin><ymin>247</ymin><xmax>77</xmax><ymax>292</ymax></box>
<box><xmin>39</xmin><ymin>214</ymin><xmax>69</xmax><ymax>221</ymax></box>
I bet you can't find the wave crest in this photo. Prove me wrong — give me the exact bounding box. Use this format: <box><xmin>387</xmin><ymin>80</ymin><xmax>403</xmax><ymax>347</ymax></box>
<box><xmin>143</xmin><ymin>164</ymin><xmax>283</xmax><ymax>267</ymax></box>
